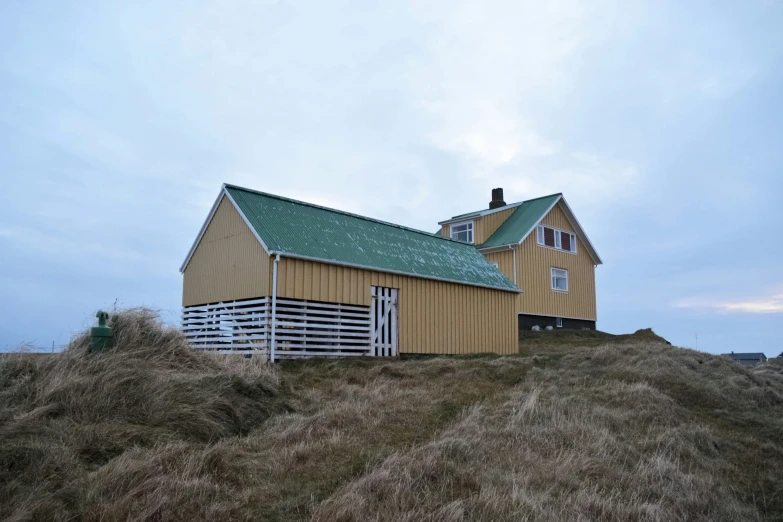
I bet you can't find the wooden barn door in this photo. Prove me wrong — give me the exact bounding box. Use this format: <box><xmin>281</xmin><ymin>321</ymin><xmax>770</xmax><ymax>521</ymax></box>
<box><xmin>370</xmin><ymin>286</ymin><xmax>398</xmax><ymax>356</ymax></box>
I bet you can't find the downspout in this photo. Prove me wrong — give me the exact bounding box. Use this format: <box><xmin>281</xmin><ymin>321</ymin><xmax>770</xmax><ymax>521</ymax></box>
<box><xmin>270</xmin><ymin>253</ymin><xmax>280</xmax><ymax>363</ymax></box>
<box><xmin>509</xmin><ymin>245</ymin><xmax>517</xmax><ymax>286</ymax></box>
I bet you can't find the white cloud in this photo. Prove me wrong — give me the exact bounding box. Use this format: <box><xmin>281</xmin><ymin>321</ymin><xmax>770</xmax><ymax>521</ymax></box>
<box><xmin>674</xmin><ymin>293</ymin><xmax>783</xmax><ymax>314</ymax></box>
<box><xmin>409</xmin><ymin>0</ymin><xmax>640</xmax><ymax>205</ymax></box>
<box><xmin>0</xmin><ymin>226</ymin><xmax>22</xmax><ymax>238</ymax></box>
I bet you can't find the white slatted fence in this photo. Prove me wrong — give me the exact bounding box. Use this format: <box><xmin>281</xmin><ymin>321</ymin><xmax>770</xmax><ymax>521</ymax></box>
<box><xmin>274</xmin><ymin>299</ymin><xmax>372</xmax><ymax>358</ymax></box>
<box><xmin>182</xmin><ymin>297</ymin><xmax>378</xmax><ymax>358</ymax></box>
<box><xmin>182</xmin><ymin>297</ymin><xmax>270</xmax><ymax>354</ymax></box>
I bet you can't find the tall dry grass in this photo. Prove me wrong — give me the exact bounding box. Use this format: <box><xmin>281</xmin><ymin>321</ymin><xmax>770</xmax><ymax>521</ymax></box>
<box><xmin>0</xmin><ymin>309</ymin><xmax>286</xmax><ymax>521</ymax></box>
<box><xmin>1</xmin><ymin>309</ymin><xmax>781</xmax><ymax>521</ymax></box>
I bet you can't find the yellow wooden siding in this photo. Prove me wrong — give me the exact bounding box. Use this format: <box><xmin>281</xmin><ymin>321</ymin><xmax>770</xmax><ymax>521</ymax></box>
<box><xmin>182</xmin><ymin>196</ymin><xmax>271</xmax><ymax>306</ymax></box>
<box><xmin>475</xmin><ymin>206</ymin><xmax>517</xmax><ymax>244</ymax></box>
<box><xmin>482</xmin><ymin>249</ymin><xmax>515</xmax><ymax>285</ymax></box>
<box><xmin>514</xmin><ymin>203</ymin><xmax>597</xmax><ymax>320</ymax></box>
<box><xmin>276</xmin><ymin>257</ymin><xmax>517</xmax><ymax>354</ymax></box>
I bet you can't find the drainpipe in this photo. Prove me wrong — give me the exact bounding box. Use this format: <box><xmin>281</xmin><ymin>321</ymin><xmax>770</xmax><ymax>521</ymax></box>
<box><xmin>270</xmin><ymin>253</ymin><xmax>280</xmax><ymax>363</ymax></box>
<box><xmin>509</xmin><ymin>245</ymin><xmax>517</xmax><ymax>286</ymax></box>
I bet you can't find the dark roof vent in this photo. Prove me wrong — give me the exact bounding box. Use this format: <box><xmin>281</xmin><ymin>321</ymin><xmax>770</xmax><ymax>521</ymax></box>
<box><xmin>489</xmin><ymin>188</ymin><xmax>506</xmax><ymax>209</ymax></box>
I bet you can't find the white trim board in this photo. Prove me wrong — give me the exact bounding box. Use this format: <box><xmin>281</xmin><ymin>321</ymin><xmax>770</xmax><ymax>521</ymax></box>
<box><xmin>223</xmin><ymin>187</ymin><xmax>271</xmax><ymax>254</ymax></box>
<box><xmin>179</xmin><ymin>187</ymin><xmax>226</xmax><ymax>273</ymax></box>
<box><xmin>438</xmin><ymin>201</ymin><xmax>525</xmax><ymax>226</ymax></box>
<box><xmin>556</xmin><ymin>196</ymin><xmax>602</xmax><ymax>265</ymax></box>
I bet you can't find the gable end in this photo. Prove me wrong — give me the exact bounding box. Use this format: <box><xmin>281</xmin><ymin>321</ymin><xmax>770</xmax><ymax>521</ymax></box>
<box><xmin>180</xmin><ymin>185</ymin><xmax>270</xmax><ymax>273</ymax></box>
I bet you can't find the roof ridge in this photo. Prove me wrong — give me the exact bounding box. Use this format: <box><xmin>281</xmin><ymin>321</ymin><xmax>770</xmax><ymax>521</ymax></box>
<box><xmin>224</xmin><ymin>183</ymin><xmax>471</xmax><ymax>246</ymax></box>
<box><xmin>519</xmin><ymin>192</ymin><xmax>563</xmax><ymax>203</ymax></box>
<box><xmin>446</xmin><ymin>192</ymin><xmax>563</xmax><ymax>221</ymax></box>
<box><xmin>476</xmin><ymin>193</ymin><xmax>562</xmax><ymax>249</ymax></box>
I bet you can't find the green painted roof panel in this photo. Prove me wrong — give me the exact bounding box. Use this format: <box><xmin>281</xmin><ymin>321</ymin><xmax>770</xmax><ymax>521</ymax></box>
<box><xmin>479</xmin><ymin>194</ymin><xmax>561</xmax><ymax>248</ymax></box>
<box><xmin>225</xmin><ymin>185</ymin><xmax>518</xmax><ymax>291</ymax></box>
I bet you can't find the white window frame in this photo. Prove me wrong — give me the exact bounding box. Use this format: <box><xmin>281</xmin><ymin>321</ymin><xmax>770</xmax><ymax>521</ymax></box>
<box><xmin>490</xmin><ymin>261</ymin><xmax>499</xmax><ymax>268</ymax></box>
<box><xmin>450</xmin><ymin>220</ymin><xmax>474</xmax><ymax>244</ymax></box>
<box><xmin>537</xmin><ymin>225</ymin><xmax>577</xmax><ymax>254</ymax></box>
<box><xmin>556</xmin><ymin>317</ymin><xmax>563</xmax><ymax>328</ymax></box>
<box><xmin>551</xmin><ymin>267</ymin><xmax>568</xmax><ymax>292</ymax></box>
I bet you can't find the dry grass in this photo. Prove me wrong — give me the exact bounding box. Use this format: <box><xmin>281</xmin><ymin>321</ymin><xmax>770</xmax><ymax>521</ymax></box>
<box><xmin>1</xmin><ymin>310</ymin><xmax>781</xmax><ymax>521</ymax></box>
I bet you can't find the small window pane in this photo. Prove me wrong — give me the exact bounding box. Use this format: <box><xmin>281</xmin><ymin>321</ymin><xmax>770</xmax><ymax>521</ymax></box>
<box><xmin>560</xmin><ymin>232</ymin><xmax>571</xmax><ymax>252</ymax></box>
<box><xmin>450</xmin><ymin>222</ymin><xmax>474</xmax><ymax>243</ymax></box>
<box><xmin>543</xmin><ymin>227</ymin><xmax>555</xmax><ymax>247</ymax></box>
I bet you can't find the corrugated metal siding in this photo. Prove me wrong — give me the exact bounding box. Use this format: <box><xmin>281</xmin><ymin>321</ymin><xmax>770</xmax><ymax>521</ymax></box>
<box><xmin>514</xmin><ymin>203</ymin><xmax>597</xmax><ymax>321</ymax></box>
<box><xmin>182</xmin><ymin>196</ymin><xmax>271</xmax><ymax>306</ymax></box>
<box><xmin>475</xmin><ymin>206</ymin><xmax>517</xmax><ymax>244</ymax></box>
<box><xmin>483</xmin><ymin>249</ymin><xmax>515</xmax><ymax>285</ymax></box>
<box><xmin>276</xmin><ymin>257</ymin><xmax>517</xmax><ymax>354</ymax></box>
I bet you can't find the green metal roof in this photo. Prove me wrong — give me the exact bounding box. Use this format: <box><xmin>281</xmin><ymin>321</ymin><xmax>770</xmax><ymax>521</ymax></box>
<box><xmin>479</xmin><ymin>194</ymin><xmax>561</xmax><ymax>248</ymax></box>
<box><xmin>224</xmin><ymin>185</ymin><xmax>519</xmax><ymax>292</ymax></box>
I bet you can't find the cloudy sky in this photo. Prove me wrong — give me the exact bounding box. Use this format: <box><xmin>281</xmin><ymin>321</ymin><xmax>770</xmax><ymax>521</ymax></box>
<box><xmin>1</xmin><ymin>1</ymin><xmax>781</xmax><ymax>355</ymax></box>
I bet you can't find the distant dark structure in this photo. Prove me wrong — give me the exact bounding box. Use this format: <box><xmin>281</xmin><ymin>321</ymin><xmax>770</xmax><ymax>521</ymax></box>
<box><xmin>723</xmin><ymin>352</ymin><xmax>767</xmax><ymax>367</ymax></box>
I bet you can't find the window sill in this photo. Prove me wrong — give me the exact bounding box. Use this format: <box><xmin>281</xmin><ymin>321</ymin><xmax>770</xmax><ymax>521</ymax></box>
<box><xmin>537</xmin><ymin>244</ymin><xmax>577</xmax><ymax>255</ymax></box>
<box><xmin>551</xmin><ymin>289</ymin><xmax>569</xmax><ymax>294</ymax></box>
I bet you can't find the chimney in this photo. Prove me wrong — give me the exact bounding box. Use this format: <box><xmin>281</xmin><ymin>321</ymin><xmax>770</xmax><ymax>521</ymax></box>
<box><xmin>489</xmin><ymin>187</ymin><xmax>506</xmax><ymax>209</ymax></box>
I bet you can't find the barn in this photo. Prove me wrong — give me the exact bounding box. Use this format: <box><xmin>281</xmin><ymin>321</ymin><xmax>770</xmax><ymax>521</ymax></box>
<box><xmin>180</xmin><ymin>184</ymin><xmax>520</xmax><ymax>359</ymax></box>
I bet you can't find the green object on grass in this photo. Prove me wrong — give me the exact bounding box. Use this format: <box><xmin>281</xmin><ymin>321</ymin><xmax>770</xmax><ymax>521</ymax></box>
<box><xmin>90</xmin><ymin>311</ymin><xmax>112</xmax><ymax>352</ymax></box>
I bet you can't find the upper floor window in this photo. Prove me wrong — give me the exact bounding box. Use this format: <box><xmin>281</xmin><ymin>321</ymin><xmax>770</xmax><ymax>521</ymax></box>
<box><xmin>450</xmin><ymin>221</ymin><xmax>474</xmax><ymax>243</ymax></box>
<box><xmin>537</xmin><ymin>225</ymin><xmax>576</xmax><ymax>254</ymax></box>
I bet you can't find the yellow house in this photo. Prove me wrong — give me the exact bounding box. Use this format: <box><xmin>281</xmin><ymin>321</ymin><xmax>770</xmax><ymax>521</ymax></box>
<box><xmin>181</xmin><ymin>184</ymin><xmax>520</xmax><ymax>359</ymax></box>
<box><xmin>437</xmin><ymin>188</ymin><xmax>602</xmax><ymax>330</ymax></box>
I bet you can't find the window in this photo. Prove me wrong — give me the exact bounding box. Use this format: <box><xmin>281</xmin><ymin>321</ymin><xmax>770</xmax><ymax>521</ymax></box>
<box><xmin>551</xmin><ymin>268</ymin><xmax>568</xmax><ymax>292</ymax></box>
<box><xmin>537</xmin><ymin>225</ymin><xmax>576</xmax><ymax>254</ymax></box>
<box><xmin>556</xmin><ymin>317</ymin><xmax>563</xmax><ymax>328</ymax></box>
<box><xmin>490</xmin><ymin>261</ymin><xmax>499</xmax><ymax>268</ymax></box>
<box><xmin>450</xmin><ymin>221</ymin><xmax>474</xmax><ymax>243</ymax></box>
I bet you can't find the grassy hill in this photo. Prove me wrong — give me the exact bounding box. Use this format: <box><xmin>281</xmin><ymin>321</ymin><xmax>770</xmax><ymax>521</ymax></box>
<box><xmin>1</xmin><ymin>310</ymin><xmax>782</xmax><ymax>521</ymax></box>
